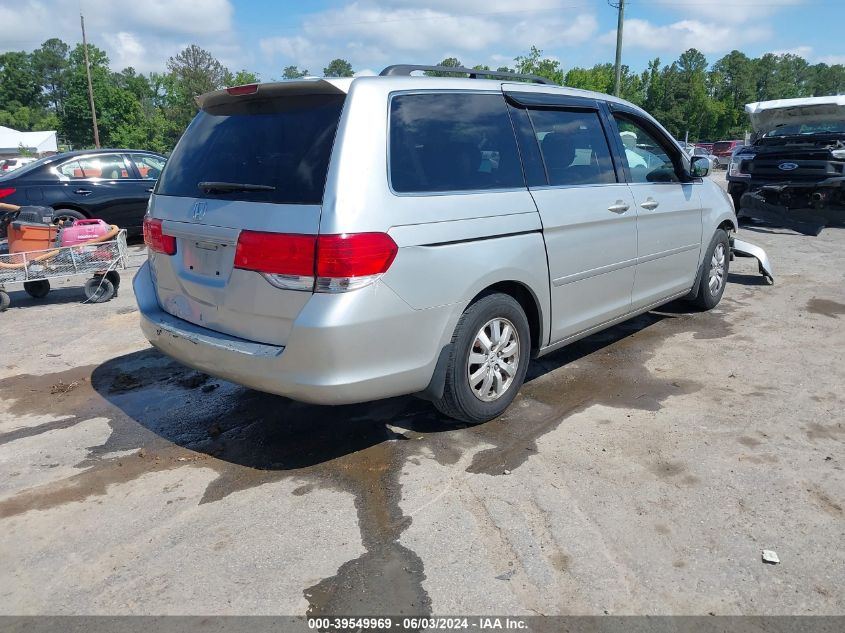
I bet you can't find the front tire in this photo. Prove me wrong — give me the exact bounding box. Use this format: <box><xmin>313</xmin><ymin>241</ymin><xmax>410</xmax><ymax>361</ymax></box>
<box><xmin>690</xmin><ymin>230</ymin><xmax>730</xmax><ymax>310</ymax></box>
<box><xmin>434</xmin><ymin>293</ymin><xmax>531</xmax><ymax>423</ymax></box>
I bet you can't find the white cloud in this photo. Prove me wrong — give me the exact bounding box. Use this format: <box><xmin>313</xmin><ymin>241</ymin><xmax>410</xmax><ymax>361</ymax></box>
<box><xmin>259</xmin><ymin>1</ymin><xmax>598</xmax><ymax>74</ymax></box>
<box><xmin>768</xmin><ymin>46</ymin><xmax>814</xmax><ymax>58</ymax></box>
<box><xmin>817</xmin><ymin>54</ymin><xmax>845</xmax><ymax>66</ymax></box>
<box><xmin>669</xmin><ymin>0</ymin><xmax>806</xmax><ymax>24</ymax></box>
<box><xmin>0</xmin><ymin>0</ymin><xmax>239</xmax><ymax>74</ymax></box>
<box><xmin>600</xmin><ymin>17</ymin><xmax>770</xmax><ymax>55</ymax></box>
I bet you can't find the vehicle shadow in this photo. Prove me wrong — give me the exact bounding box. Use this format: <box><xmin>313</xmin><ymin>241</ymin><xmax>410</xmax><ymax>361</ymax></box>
<box><xmin>2</xmin><ymin>286</ymin><xmax>92</xmax><ymax>308</ymax></box>
<box><xmin>728</xmin><ymin>272</ymin><xmax>771</xmax><ymax>286</ymax></box>
<box><xmin>90</xmin><ymin>306</ymin><xmax>683</xmax><ymax>472</ymax></box>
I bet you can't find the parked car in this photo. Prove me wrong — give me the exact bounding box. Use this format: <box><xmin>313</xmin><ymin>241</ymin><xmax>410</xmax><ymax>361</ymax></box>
<box><xmin>0</xmin><ymin>149</ymin><xmax>166</xmax><ymax>233</ymax></box>
<box><xmin>727</xmin><ymin>95</ymin><xmax>845</xmax><ymax>234</ymax></box>
<box><xmin>135</xmin><ymin>66</ymin><xmax>737</xmax><ymax>423</ymax></box>
<box><xmin>712</xmin><ymin>140</ymin><xmax>744</xmax><ymax>167</ymax></box>
<box><xmin>689</xmin><ymin>146</ymin><xmax>719</xmax><ymax>168</ymax></box>
<box><xmin>0</xmin><ymin>157</ymin><xmax>37</xmax><ymax>173</ymax></box>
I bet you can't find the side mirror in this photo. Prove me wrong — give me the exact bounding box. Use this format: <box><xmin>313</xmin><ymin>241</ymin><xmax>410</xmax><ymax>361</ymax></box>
<box><xmin>690</xmin><ymin>155</ymin><xmax>710</xmax><ymax>178</ymax></box>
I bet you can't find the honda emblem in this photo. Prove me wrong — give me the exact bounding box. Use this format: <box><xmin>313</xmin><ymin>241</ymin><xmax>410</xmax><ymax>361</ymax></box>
<box><xmin>191</xmin><ymin>201</ymin><xmax>207</xmax><ymax>220</ymax></box>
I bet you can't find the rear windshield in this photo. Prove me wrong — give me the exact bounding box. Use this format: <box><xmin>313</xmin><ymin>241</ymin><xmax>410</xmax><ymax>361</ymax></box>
<box><xmin>156</xmin><ymin>93</ymin><xmax>345</xmax><ymax>204</ymax></box>
<box><xmin>713</xmin><ymin>142</ymin><xmax>736</xmax><ymax>152</ymax></box>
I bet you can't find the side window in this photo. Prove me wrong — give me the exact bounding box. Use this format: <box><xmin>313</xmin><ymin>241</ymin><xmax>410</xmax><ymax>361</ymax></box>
<box><xmin>613</xmin><ymin>116</ymin><xmax>680</xmax><ymax>183</ymax></box>
<box><xmin>130</xmin><ymin>154</ymin><xmax>165</xmax><ymax>180</ymax></box>
<box><xmin>57</xmin><ymin>160</ymin><xmax>85</xmax><ymax>179</ymax></box>
<box><xmin>528</xmin><ymin>109</ymin><xmax>616</xmax><ymax>186</ymax></box>
<box><xmin>78</xmin><ymin>156</ymin><xmax>131</xmax><ymax>180</ymax></box>
<box><xmin>507</xmin><ymin>105</ymin><xmax>546</xmax><ymax>187</ymax></box>
<box><xmin>389</xmin><ymin>93</ymin><xmax>524</xmax><ymax>193</ymax></box>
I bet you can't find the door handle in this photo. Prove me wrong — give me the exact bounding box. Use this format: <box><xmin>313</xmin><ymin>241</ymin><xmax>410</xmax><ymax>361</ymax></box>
<box><xmin>640</xmin><ymin>199</ymin><xmax>659</xmax><ymax>210</ymax></box>
<box><xmin>608</xmin><ymin>201</ymin><xmax>630</xmax><ymax>213</ymax></box>
<box><xmin>73</xmin><ymin>188</ymin><xmax>92</xmax><ymax>196</ymax></box>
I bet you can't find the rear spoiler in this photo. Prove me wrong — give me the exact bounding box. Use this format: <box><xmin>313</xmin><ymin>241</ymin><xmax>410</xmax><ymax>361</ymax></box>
<box><xmin>196</xmin><ymin>78</ymin><xmax>352</xmax><ymax>112</ymax></box>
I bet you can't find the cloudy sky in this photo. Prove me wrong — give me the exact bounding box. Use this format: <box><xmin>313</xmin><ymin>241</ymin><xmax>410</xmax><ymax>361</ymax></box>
<box><xmin>0</xmin><ymin>0</ymin><xmax>842</xmax><ymax>79</ymax></box>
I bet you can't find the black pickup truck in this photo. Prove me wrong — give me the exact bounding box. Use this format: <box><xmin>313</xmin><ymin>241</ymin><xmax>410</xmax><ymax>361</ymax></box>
<box><xmin>727</xmin><ymin>96</ymin><xmax>845</xmax><ymax>235</ymax></box>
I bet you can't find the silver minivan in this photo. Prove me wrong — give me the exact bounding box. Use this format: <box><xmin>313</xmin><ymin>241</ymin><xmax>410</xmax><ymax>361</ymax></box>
<box><xmin>135</xmin><ymin>65</ymin><xmax>738</xmax><ymax>423</ymax></box>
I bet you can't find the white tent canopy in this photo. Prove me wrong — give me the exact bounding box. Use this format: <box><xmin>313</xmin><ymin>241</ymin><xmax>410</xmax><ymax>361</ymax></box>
<box><xmin>0</xmin><ymin>126</ymin><xmax>58</xmax><ymax>156</ymax></box>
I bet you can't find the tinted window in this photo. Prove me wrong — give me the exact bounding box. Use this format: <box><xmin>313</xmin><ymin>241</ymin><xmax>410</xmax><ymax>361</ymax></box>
<box><xmin>614</xmin><ymin>115</ymin><xmax>680</xmax><ymax>183</ymax></box>
<box><xmin>507</xmin><ymin>105</ymin><xmax>546</xmax><ymax>187</ymax></box>
<box><xmin>57</xmin><ymin>160</ymin><xmax>85</xmax><ymax>179</ymax></box>
<box><xmin>78</xmin><ymin>155</ymin><xmax>131</xmax><ymax>179</ymax></box>
<box><xmin>157</xmin><ymin>94</ymin><xmax>345</xmax><ymax>204</ymax></box>
<box><xmin>131</xmin><ymin>154</ymin><xmax>165</xmax><ymax>180</ymax></box>
<box><xmin>389</xmin><ymin>93</ymin><xmax>523</xmax><ymax>193</ymax></box>
<box><xmin>529</xmin><ymin>109</ymin><xmax>616</xmax><ymax>186</ymax></box>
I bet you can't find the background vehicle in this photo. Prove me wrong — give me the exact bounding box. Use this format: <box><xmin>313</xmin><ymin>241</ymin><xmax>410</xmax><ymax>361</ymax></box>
<box><xmin>728</xmin><ymin>96</ymin><xmax>845</xmax><ymax>233</ymax></box>
<box><xmin>712</xmin><ymin>140</ymin><xmax>744</xmax><ymax>167</ymax></box>
<box><xmin>0</xmin><ymin>149</ymin><xmax>166</xmax><ymax>234</ymax></box>
<box><xmin>1</xmin><ymin>157</ymin><xmax>36</xmax><ymax>173</ymax></box>
<box><xmin>135</xmin><ymin>66</ymin><xmax>736</xmax><ymax>423</ymax></box>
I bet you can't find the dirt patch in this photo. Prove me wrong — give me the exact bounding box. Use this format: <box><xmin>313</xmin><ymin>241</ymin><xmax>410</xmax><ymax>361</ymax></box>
<box><xmin>806</xmin><ymin>298</ymin><xmax>845</xmax><ymax>319</ymax></box>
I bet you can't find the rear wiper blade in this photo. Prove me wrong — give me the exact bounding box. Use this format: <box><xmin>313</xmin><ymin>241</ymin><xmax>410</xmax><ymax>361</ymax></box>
<box><xmin>198</xmin><ymin>181</ymin><xmax>276</xmax><ymax>193</ymax></box>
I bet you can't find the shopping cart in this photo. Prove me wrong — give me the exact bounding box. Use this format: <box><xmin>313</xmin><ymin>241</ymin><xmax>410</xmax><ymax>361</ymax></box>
<box><xmin>0</xmin><ymin>230</ymin><xmax>128</xmax><ymax>311</ymax></box>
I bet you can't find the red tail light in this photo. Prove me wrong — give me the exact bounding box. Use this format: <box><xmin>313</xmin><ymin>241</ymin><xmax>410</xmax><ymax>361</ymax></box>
<box><xmin>234</xmin><ymin>232</ymin><xmax>315</xmax><ymax>276</ymax></box>
<box><xmin>143</xmin><ymin>217</ymin><xmax>176</xmax><ymax>255</ymax></box>
<box><xmin>0</xmin><ymin>187</ymin><xmax>15</xmax><ymax>199</ymax></box>
<box><xmin>316</xmin><ymin>233</ymin><xmax>397</xmax><ymax>278</ymax></box>
<box><xmin>227</xmin><ymin>84</ymin><xmax>258</xmax><ymax>96</ymax></box>
<box><xmin>233</xmin><ymin>231</ymin><xmax>398</xmax><ymax>292</ymax></box>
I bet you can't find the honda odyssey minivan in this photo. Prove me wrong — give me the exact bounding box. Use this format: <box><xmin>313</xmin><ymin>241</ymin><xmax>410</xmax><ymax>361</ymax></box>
<box><xmin>135</xmin><ymin>65</ymin><xmax>737</xmax><ymax>423</ymax></box>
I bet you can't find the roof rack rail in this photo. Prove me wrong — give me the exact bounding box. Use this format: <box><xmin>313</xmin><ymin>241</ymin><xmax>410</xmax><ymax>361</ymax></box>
<box><xmin>379</xmin><ymin>64</ymin><xmax>556</xmax><ymax>85</ymax></box>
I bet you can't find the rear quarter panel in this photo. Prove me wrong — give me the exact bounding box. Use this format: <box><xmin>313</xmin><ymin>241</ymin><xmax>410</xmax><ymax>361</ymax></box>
<box><xmin>321</xmin><ymin>79</ymin><xmax>552</xmax><ymax>348</ymax></box>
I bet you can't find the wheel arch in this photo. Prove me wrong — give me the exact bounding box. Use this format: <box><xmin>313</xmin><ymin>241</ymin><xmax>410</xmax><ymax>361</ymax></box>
<box><xmin>51</xmin><ymin>204</ymin><xmax>91</xmax><ymax>218</ymax></box>
<box><xmin>471</xmin><ymin>280</ymin><xmax>544</xmax><ymax>355</ymax></box>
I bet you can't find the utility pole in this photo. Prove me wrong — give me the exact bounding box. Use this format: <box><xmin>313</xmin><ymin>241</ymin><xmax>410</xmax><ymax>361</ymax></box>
<box><xmin>610</xmin><ymin>0</ymin><xmax>625</xmax><ymax>97</ymax></box>
<box><xmin>80</xmin><ymin>13</ymin><xmax>100</xmax><ymax>148</ymax></box>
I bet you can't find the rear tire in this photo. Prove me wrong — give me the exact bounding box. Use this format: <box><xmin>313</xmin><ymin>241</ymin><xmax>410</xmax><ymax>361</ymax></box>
<box><xmin>52</xmin><ymin>208</ymin><xmax>85</xmax><ymax>225</ymax></box>
<box><xmin>434</xmin><ymin>293</ymin><xmax>531</xmax><ymax>424</ymax></box>
<box><xmin>84</xmin><ymin>276</ymin><xmax>115</xmax><ymax>303</ymax></box>
<box><xmin>24</xmin><ymin>279</ymin><xmax>50</xmax><ymax>298</ymax></box>
<box><xmin>0</xmin><ymin>291</ymin><xmax>9</xmax><ymax>312</ymax></box>
<box><xmin>689</xmin><ymin>230</ymin><xmax>730</xmax><ymax>310</ymax></box>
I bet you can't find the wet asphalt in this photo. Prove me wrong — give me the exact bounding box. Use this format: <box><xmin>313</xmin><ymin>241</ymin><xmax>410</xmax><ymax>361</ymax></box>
<box><xmin>1</xmin><ymin>203</ymin><xmax>843</xmax><ymax>617</ymax></box>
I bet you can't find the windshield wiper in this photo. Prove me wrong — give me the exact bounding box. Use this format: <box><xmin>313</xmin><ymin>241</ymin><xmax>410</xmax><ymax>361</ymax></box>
<box><xmin>198</xmin><ymin>181</ymin><xmax>276</xmax><ymax>193</ymax></box>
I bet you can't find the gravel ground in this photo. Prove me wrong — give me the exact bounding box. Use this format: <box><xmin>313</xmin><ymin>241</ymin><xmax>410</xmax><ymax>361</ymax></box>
<box><xmin>0</xmin><ymin>189</ymin><xmax>843</xmax><ymax>618</ymax></box>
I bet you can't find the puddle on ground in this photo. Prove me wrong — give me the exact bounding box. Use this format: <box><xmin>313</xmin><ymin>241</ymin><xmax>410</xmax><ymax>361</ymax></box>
<box><xmin>0</xmin><ymin>299</ymin><xmax>737</xmax><ymax>617</ymax></box>
<box><xmin>806</xmin><ymin>298</ymin><xmax>845</xmax><ymax>319</ymax></box>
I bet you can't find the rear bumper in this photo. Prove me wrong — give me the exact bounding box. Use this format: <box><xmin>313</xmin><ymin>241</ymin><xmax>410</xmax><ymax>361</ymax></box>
<box><xmin>134</xmin><ymin>261</ymin><xmax>458</xmax><ymax>405</ymax></box>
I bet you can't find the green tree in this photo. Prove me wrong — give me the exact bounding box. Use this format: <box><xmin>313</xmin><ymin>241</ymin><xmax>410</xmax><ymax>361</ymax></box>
<box><xmin>424</xmin><ymin>57</ymin><xmax>464</xmax><ymax>77</ymax></box>
<box><xmin>282</xmin><ymin>65</ymin><xmax>308</xmax><ymax>79</ymax></box>
<box><xmin>323</xmin><ymin>58</ymin><xmax>354</xmax><ymax>77</ymax></box>
<box><xmin>230</xmin><ymin>69</ymin><xmax>259</xmax><ymax>85</ymax></box>
<box><xmin>513</xmin><ymin>46</ymin><xmax>563</xmax><ymax>85</ymax></box>
<box><xmin>0</xmin><ymin>51</ymin><xmax>42</xmax><ymax>111</ymax></box>
<box><xmin>31</xmin><ymin>38</ymin><xmax>70</xmax><ymax>114</ymax></box>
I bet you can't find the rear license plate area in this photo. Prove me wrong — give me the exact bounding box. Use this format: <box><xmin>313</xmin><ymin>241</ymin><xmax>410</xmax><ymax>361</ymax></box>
<box><xmin>184</xmin><ymin>241</ymin><xmax>227</xmax><ymax>277</ymax></box>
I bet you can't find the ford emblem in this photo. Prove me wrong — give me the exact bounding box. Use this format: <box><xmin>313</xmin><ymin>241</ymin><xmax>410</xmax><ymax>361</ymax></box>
<box><xmin>191</xmin><ymin>201</ymin><xmax>207</xmax><ymax>220</ymax></box>
<box><xmin>778</xmin><ymin>162</ymin><xmax>799</xmax><ymax>171</ymax></box>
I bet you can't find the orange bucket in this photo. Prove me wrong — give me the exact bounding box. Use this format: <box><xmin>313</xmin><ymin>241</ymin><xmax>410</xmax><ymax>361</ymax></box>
<box><xmin>8</xmin><ymin>222</ymin><xmax>59</xmax><ymax>254</ymax></box>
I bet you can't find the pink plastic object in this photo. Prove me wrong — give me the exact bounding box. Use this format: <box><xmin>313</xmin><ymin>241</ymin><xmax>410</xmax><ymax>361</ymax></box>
<box><xmin>59</xmin><ymin>219</ymin><xmax>112</xmax><ymax>246</ymax></box>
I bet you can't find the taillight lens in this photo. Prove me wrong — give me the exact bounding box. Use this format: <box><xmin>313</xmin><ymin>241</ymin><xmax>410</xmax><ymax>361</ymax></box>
<box><xmin>234</xmin><ymin>232</ymin><xmax>316</xmax><ymax>276</ymax></box>
<box><xmin>0</xmin><ymin>187</ymin><xmax>16</xmax><ymax>198</ymax></box>
<box><xmin>143</xmin><ymin>216</ymin><xmax>176</xmax><ymax>255</ymax></box>
<box><xmin>233</xmin><ymin>231</ymin><xmax>398</xmax><ymax>292</ymax></box>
